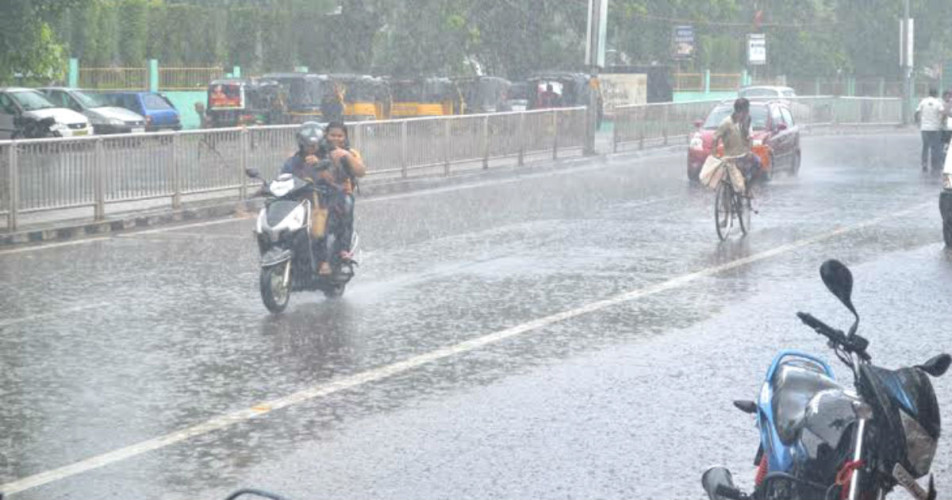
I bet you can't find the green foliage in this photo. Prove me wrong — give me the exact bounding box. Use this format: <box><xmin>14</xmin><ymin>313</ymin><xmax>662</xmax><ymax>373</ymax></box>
<box><xmin>0</xmin><ymin>0</ymin><xmax>74</xmax><ymax>84</ymax></box>
<box><xmin>5</xmin><ymin>0</ymin><xmax>952</xmax><ymax>83</ymax></box>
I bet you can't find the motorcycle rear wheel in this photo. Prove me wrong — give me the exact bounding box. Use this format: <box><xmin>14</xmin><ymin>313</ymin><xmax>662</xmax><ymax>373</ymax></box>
<box><xmin>260</xmin><ymin>263</ymin><xmax>290</xmax><ymax>313</ymax></box>
<box><xmin>323</xmin><ymin>284</ymin><xmax>346</xmax><ymax>299</ymax></box>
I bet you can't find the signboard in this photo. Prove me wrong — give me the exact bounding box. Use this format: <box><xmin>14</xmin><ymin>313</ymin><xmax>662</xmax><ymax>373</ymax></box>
<box><xmin>599</xmin><ymin>73</ymin><xmax>648</xmax><ymax>115</ymax></box>
<box><xmin>673</xmin><ymin>25</ymin><xmax>695</xmax><ymax>59</ymax></box>
<box><xmin>747</xmin><ymin>34</ymin><xmax>766</xmax><ymax>66</ymax></box>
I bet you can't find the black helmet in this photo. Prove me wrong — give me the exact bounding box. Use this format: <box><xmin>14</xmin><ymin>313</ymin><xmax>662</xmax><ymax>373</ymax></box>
<box><xmin>295</xmin><ymin>121</ymin><xmax>323</xmax><ymax>151</ymax></box>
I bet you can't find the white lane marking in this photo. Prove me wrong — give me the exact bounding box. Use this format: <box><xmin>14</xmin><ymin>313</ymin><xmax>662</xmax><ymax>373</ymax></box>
<box><xmin>0</xmin><ymin>237</ymin><xmax>112</xmax><ymax>257</ymax></box>
<box><xmin>0</xmin><ymin>303</ymin><xmax>113</xmax><ymax>329</ymax></box>
<box><xmin>0</xmin><ymin>153</ymin><xmax>681</xmax><ymax>256</ymax></box>
<box><xmin>119</xmin><ymin>217</ymin><xmax>250</xmax><ymax>237</ymax></box>
<box><xmin>0</xmin><ymin>201</ymin><xmax>929</xmax><ymax>496</ymax></box>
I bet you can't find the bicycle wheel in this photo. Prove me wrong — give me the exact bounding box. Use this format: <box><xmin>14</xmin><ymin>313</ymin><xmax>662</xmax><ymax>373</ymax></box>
<box><xmin>714</xmin><ymin>180</ymin><xmax>734</xmax><ymax>241</ymax></box>
<box><xmin>736</xmin><ymin>189</ymin><xmax>751</xmax><ymax>235</ymax></box>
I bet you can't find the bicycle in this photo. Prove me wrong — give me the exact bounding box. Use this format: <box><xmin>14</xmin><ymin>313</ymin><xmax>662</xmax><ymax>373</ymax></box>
<box><xmin>709</xmin><ymin>155</ymin><xmax>752</xmax><ymax>241</ymax></box>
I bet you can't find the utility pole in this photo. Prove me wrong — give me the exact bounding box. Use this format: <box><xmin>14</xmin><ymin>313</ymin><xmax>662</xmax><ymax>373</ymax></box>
<box><xmin>584</xmin><ymin>0</ymin><xmax>607</xmax><ymax>155</ymax></box>
<box><xmin>901</xmin><ymin>0</ymin><xmax>912</xmax><ymax>124</ymax></box>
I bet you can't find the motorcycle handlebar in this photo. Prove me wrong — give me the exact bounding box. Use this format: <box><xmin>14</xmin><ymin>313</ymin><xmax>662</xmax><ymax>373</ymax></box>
<box><xmin>797</xmin><ymin>312</ymin><xmax>870</xmax><ymax>361</ymax></box>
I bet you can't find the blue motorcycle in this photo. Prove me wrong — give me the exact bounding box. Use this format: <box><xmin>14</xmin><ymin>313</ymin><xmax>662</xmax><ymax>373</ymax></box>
<box><xmin>703</xmin><ymin>260</ymin><xmax>950</xmax><ymax>500</ymax></box>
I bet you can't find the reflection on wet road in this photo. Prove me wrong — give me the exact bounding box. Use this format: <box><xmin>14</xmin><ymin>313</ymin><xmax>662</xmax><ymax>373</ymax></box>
<box><xmin>1</xmin><ymin>133</ymin><xmax>950</xmax><ymax>499</ymax></box>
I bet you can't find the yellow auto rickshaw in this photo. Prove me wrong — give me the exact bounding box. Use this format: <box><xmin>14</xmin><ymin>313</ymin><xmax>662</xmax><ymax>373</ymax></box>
<box><xmin>454</xmin><ymin>76</ymin><xmax>512</xmax><ymax>114</ymax></box>
<box><xmin>263</xmin><ymin>72</ymin><xmax>330</xmax><ymax>123</ymax></box>
<box><xmin>328</xmin><ymin>74</ymin><xmax>391</xmax><ymax>121</ymax></box>
<box><xmin>389</xmin><ymin>77</ymin><xmax>464</xmax><ymax>117</ymax></box>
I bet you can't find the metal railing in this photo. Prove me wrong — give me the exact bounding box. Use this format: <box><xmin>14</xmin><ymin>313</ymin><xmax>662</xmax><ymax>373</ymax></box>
<box><xmin>710</xmin><ymin>73</ymin><xmax>743</xmax><ymax>91</ymax></box>
<box><xmin>0</xmin><ymin>108</ymin><xmax>585</xmax><ymax>231</ymax></box>
<box><xmin>159</xmin><ymin>67</ymin><xmax>225</xmax><ymax>90</ymax></box>
<box><xmin>612</xmin><ymin>96</ymin><xmax>902</xmax><ymax>152</ymax></box>
<box><xmin>78</xmin><ymin>67</ymin><xmax>149</xmax><ymax>90</ymax></box>
<box><xmin>675</xmin><ymin>73</ymin><xmax>704</xmax><ymax>92</ymax></box>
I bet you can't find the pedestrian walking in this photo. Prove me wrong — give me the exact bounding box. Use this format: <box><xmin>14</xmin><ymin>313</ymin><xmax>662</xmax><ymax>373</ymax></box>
<box><xmin>916</xmin><ymin>88</ymin><xmax>945</xmax><ymax>172</ymax></box>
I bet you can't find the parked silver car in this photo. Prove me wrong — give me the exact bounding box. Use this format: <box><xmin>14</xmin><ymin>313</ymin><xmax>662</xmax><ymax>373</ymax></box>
<box><xmin>0</xmin><ymin>88</ymin><xmax>93</xmax><ymax>139</ymax></box>
<box><xmin>40</xmin><ymin>87</ymin><xmax>147</xmax><ymax>135</ymax></box>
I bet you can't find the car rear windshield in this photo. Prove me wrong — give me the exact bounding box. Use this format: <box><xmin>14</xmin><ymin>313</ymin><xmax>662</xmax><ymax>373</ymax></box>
<box><xmin>10</xmin><ymin>91</ymin><xmax>55</xmax><ymax>111</ymax></box>
<box><xmin>703</xmin><ymin>106</ymin><xmax>769</xmax><ymax>130</ymax></box>
<box><xmin>739</xmin><ymin>88</ymin><xmax>779</xmax><ymax>98</ymax></box>
<box><xmin>143</xmin><ymin>94</ymin><xmax>173</xmax><ymax>110</ymax></box>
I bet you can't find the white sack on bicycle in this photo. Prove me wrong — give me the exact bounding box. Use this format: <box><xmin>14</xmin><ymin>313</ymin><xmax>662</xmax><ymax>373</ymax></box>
<box><xmin>699</xmin><ymin>155</ymin><xmax>723</xmax><ymax>188</ymax></box>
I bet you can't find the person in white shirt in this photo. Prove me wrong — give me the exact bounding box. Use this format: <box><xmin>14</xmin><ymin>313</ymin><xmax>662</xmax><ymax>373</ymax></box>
<box><xmin>916</xmin><ymin>88</ymin><xmax>945</xmax><ymax>172</ymax></box>
<box><xmin>943</xmin><ymin>90</ymin><xmax>952</xmax><ymax>152</ymax></box>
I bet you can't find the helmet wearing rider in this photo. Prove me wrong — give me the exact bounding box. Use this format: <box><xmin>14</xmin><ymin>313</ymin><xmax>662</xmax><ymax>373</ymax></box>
<box><xmin>281</xmin><ymin>121</ymin><xmax>325</xmax><ymax>181</ymax></box>
<box><xmin>295</xmin><ymin>121</ymin><xmax>324</xmax><ymax>157</ymax></box>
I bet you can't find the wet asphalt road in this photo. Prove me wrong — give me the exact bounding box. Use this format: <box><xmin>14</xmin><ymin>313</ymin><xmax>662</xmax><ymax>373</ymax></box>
<box><xmin>1</xmin><ymin>132</ymin><xmax>950</xmax><ymax>500</ymax></box>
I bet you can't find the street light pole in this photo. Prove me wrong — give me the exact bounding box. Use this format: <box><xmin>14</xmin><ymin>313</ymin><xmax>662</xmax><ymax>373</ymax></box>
<box><xmin>902</xmin><ymin>0</ymin><xmax>912</xmax><ymax>124</ymax></box>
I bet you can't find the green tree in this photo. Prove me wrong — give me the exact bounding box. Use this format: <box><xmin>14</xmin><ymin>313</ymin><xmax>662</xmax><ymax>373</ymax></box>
<box><xmin>118</xmin><ymin>0</ymin><xmax>149</xmax><ymax>65</ymax></box>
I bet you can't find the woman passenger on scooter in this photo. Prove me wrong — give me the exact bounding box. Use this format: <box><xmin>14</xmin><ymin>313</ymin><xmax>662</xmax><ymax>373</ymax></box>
<box><xmin>319</xmin><ymin>122</ymin><xmax>366</xmax><ymax>272</ymax></box>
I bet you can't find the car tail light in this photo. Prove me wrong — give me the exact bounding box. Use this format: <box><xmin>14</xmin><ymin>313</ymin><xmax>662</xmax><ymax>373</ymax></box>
<box><xmin>689</xmin><ymin>133</ymin><xmax>703</xmax><ymax>151</ymax></box>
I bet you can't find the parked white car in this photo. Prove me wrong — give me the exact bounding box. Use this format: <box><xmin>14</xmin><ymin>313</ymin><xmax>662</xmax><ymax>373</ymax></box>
<box><xmin>40</xmin><ymin>87</ymin><xmax>146</xmax><ymax>135</ymax></box>
<box><xmin>0</xmin><ymin>88</ymin><xmax>93</xmax><ymax>139</ymax></box>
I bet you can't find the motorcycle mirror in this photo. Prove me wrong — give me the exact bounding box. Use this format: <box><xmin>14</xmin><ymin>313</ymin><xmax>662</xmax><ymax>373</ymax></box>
<box><xmin>701</xmin><ymin>467</ymin><xmax>743</xmax><ymax>500</ymax></box>
<box><xmin>820</xmin><ymin>259</ymin><xmax>857</xmax><ymax>318</ymax></box>
<box><xmin>918</xmin><ymin>353</ymin><xmax>952</xmax><ymax>377</ymax></box>
<box><xmin>245</xmin><ymin>167</ymin><xmax>261</xmax><ymax>179</ymax></box>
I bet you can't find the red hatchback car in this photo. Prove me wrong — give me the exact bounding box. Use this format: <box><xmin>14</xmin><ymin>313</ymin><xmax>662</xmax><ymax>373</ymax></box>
<box><xmin>687</xmin><ymin>100</ymin><xmax>801</xmax><ymax>181</ymax></box>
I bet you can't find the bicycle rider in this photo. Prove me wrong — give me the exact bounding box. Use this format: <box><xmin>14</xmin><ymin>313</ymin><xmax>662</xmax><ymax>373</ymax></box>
<box><xmin>712</xmin><ymin>97</ymin><xmax>763</xmax><ymax>195</ymax></box>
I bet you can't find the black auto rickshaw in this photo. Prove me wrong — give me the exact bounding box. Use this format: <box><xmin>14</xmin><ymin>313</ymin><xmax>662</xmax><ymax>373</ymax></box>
<box><xmin>389</xmin><ymin>77</ymin><xmax>464</xmax><ymax>117</ymax></box>
<box><xmin>206</xmin><ymin>78</ymin><xmax>286</xmax><ymax>127</ymax></box>
<box><xmin>263</xmin><ymin>72</ymin><xmax>330</xmax><ymax>124</ymax></box>
<box><xmin>328</xmin><ymin>74</ymin><xmax>391</xmax><ymax>121</ymax></box>
<box><xmin>527</xmin><ymin>72</ymin><xmax>602</xmax><ymax>109</ymax></box>
<box><xmin>455</xmin><ymin>76</ymin><xmax>512</xmax><ymax>114</ymax></box>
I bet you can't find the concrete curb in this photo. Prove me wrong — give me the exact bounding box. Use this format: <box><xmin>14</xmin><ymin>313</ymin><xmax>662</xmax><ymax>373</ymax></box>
<box><xmin>0</xmin><ymin>199</ymin><xmax>262</xmax><ymax>247</ymax></box>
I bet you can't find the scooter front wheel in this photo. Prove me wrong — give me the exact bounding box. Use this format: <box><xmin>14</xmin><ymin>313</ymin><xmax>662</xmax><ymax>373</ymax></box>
<box><xmin>260</xmin><ymin>262</ymin><xmax>291</xmax><ymax>313</ymax></box>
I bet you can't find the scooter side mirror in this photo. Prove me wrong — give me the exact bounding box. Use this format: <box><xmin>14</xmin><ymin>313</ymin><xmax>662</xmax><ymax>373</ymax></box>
<box><xmin>245</xmin><ymin>167</ymin><xmax>261</xmax><ymax>179</ymax></box>
<box><xmin>820</xmin><ymin>259</ymin><xmax>856</xmax><ymax>317</ymax></box>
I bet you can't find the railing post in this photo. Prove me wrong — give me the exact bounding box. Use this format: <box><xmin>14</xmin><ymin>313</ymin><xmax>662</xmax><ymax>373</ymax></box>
<box><xmin>517</xmin><ymin>112</ymin><xmax>526</xmax><ymax>166</ymax></box>
<box><xmin>662</xmin><ymin>105</ymin><xmax>669</xmax><ymax>146</ymax></box>
<box><xmin>639</xmin><ymin>109</ymin><xmax>645</xmax><ymax>150</ymax></box>
<box><xmin>443</xmin><ymin>118</ymin><xmax>451</xmax><ymax>175</ymax></box>
<box><xmin>482</xmin><ymin>115</ymin><xmax>490</xmax><ymax>169</ymax></box>
<box><xmin>400</xmin><ymin>120</ymin><xmax>408</xmax><ymax>178</ymax></box>
<box><xmin>551</xmin><ymin>110</ymin><xmax>559</xmax><ymax>160</ymax></box>
<box><xmin>94</xmin><ymin>137</ymin><xmax>105</xmax><ymax>220</ymax></box>
<box><xmin>7</xmin><ymin>143</ymin><xmax>18</xmax><ymax>231</ymax></box>
<box><xmin>612</xmin><ymin>109</ymin><xmax>619</xmax><ymax>153</ymax></box>
<box><xmin>239</xmin><ymin>128</ymin><xmax>249</xmax><ymax>200</ymax></box>
<box><xmin>171</xmin><ymin>133</ymin><xmax>181</xmax><ymax>209</ymax></box>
